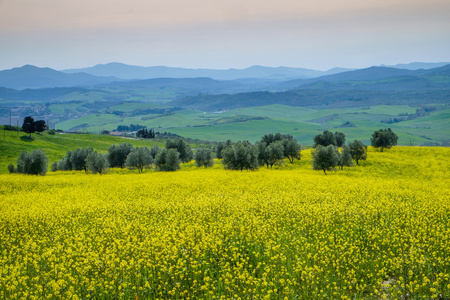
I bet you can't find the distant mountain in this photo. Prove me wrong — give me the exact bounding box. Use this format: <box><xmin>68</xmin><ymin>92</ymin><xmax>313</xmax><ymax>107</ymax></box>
<box><xmin>278</xmin><ymin>64</ymin><xmax>450</xmax><ymax>90</ymax></box>
<box><xmin>62</xmin><ymin>63</ymin><xmax>351</xmax><ymax>80</ymax></box>
<box><xmin>384</xmin><ymin>62</ymin><xmax>450</xmax><ymax>70</ymax></box>
<box><xmin>0</xmin><ymin>65</ymin><xmax>120</xmax><ymax>89</ymax></box>
<box><xmin>171</xmin><ymin>64</ymin><xmax>450</xmax><ymax>111</ymax></box>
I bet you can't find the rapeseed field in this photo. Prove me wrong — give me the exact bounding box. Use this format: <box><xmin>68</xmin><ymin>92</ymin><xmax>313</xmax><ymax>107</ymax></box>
<box><xmin>1</xmin><ymin>147</ymin><xmax>449</xmax><ymax>299</ymax></box>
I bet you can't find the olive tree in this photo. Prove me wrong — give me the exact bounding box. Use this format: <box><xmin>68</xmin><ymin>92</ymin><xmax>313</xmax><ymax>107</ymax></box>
<box><xmin>312</xmin><ymin>145</ymin><xmax>339</xmax><ymax>175</ymax></box>
<box><xmin>371</xmin><ymin>128</ymin><xmax>398</xmax><ymax>152</ymax></box>
<box><xmin>194</xmin><ymin>147</ymin><xmax>214</xmax><ymax>168</ymax></box>
<box><xmin>283</xmin><ymin>139</ymin><xmax>301</xmax><ymax>163</ymax></box>
<box><xmin>348</xmin><ymin>140</ymin><xmax>367</xmax><ymax>165</ymax></box>
<box><xmin>154</xmin><ymin>148</ymin><xmax>181</xmax><ymax>171</ymax></box>
<box><xmin>222</xmin><ymin>141</ymin><xmax>259</xmax><ymax>171</ymax></box>
<box><xmin>337</xmin><ymin>145</ymin><xmax>354</xmax><ymax>170</ymax></box>
<box><xmin>126</xmin><ymin>147</ymin><xmax>153</xmax><ymax>173</ymax></box>
<box><xmin>107</xmin><ymin>143</ymin><xmax>133</xmax><ymax>168</ymax></box>
<box><xmin>86</xmin><ymin>151</ymin><xmax>108</xmax><ymax>174</ymax></box>
<box><xmin>16</xmin><ymin>149</ymin><xmax>48</xmax><ymax>175</ymax></box>
<box><xmin>257</xmin><ymin>141</ymin><xmax>284</xmax><ymax>168</ymax></box>
<box><xmin>166</xmin><ymin>138</ymin><xmax>193</xmax><ymax>163</ymax></box>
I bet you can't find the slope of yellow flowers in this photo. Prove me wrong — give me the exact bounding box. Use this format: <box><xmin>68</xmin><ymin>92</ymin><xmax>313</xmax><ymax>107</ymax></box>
<box><xmin>1</xmin><ymin>147</ymin><xmax>449</xmax><ymax>299</ymax></box>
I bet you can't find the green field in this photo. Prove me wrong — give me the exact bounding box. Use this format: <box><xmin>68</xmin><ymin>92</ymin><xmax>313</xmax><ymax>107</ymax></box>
<box><xmin>50</xmin><ymin>104</ymin><xmax>448</xmax><ymax>145</ymax></box>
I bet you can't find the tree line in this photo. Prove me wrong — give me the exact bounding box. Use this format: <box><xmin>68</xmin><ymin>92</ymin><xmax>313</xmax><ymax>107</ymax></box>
<box><xmin>7</xmin><ymin>128</ymin><xmax>398</xmax><ymax>175</ymax></box>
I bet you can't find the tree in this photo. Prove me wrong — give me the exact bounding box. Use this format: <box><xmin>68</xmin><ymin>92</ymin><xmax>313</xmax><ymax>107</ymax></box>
<box><xmin>334</xmin><ymin>132</ymin><xmax>346</xmax><ymax>147</ymax></box>
<box><xmin>150</xmin><ymin>145</ymin><xmax>161</xmax><ymax>159</ymax></box>
<box><xmin>194</xmin><ymin>147</ymin><xmax>214</xmax><ymax>168</ymax></box>
<box><xmin>86</xmin><ymin>151</ymin><xmax>108</xmax><ymax>174</ymax></box>
<box><xmin>371</xmin><ymin>128</ymin><xmax>398</xmax><ymax>151</ymax></box>
<box><xmin>51</xmin><ymin>161</ymin><xmax>58</xmax><ymax>172</ymax></box>
<box><xmin>70</xmin><ymin>148</ymin><xmax>93</xmax><ymax>172</ymax></box>
<box><xmin>16</xmin><ymin>149</ymin><xmax>48</xmax><ymax>175</ymax></box>
<box><xmin>7</xmin><ymin>164</ymin><xmax>15</xmax><ymax>173</ymax></box>
<box><xmin>34</xmin><ymin>120</ymin><xmax>47</xmax><ymax>133</ymax></box>
<box><xmin>22</xmin><ymin>116</ymin><xmax>35</xmax><ymax>137</ymax></box>
<box><xmin>283</xmin><ymin>139</ymin><xmax>301</xmax><ymax>163</ymax></box>
<box><xmin>166</xmin><ymin>138</ymin><xmax>193</xmax><ymax>163</ymax></box>
<box><xmin>126</xmin><ymin>147</ymin><xmax>153</xmax><ymax>173</ymax></box>
<box><xmin>348</xmin><ymin>140</ymin><xmax>367</xmax><ymax>165</ymax></box>
<box><xmin>313</xmin><ymin>131</ymin><xmax>337</xmax><ymax>147</ymax></box>
<box><xmin>257</xmin><ymin>141</ymin><xmax>284</xmax><ymax>168</ymax></box>
<box><xmin>107</xmin><ymin>143</ymin><xmax>133</xmax><ymax>168</ymax></box>
<box><xmin>312</xmin><ymin>145</ymin><xmax>339</xmax><ymax>175</ymax></box>
<box><xmin>154</xmin><ymin>148</ymin><xmax>181</xmax><ymax>171</ymax></box>
<box><xmin>337</xmin><ymin>145</ymin><xmax>354</xmax><ymax>170</ymax></box>
<box><xmin>215</xmin><ymin>140</ymin><xmax>232</xmax><ymax>159</ymax></box>
<box><xmin>56</xmin><ymin>151</ymin><xmax>73</xmax><ymax>171</ymax></box>
<box><xmin>222</xmin><ymin>141</ymin><xmax>259</xmax><ymax>171</ymax></box>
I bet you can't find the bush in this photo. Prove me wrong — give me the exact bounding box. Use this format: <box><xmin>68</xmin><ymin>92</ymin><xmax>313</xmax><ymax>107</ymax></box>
<box><xmin>7</xmin><ymin>163</ymin><xmax>15</xmax><ymax>173</ymax></box>
<box><xmin>48</xmin><ymin>129</ymin><xmax>56</xmax><ymax>135</ymax></box>
<box><xmin>154</xmin><ymin>148</ymin><xmax>181</xmax><ymax>172</ymax></box>
<box><xmin>194</xmin><ymin>148</ymin><xmax>214</xmax><ymax>168</ymax></box>
<box><xmin>51</xmin><ymin>162</ymin><xmax>58</xmax><ymax>172</ymax></box>
<box><xmin>16</xmin><ymin>149</ymin><xmax>48</xmax><ymax>175</ymax></box>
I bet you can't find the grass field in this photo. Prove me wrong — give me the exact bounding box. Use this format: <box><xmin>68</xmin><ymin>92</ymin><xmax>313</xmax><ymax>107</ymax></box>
<box><xmin>1</xmin><ymin>146</ymin><xmax>449</xmax><ymax>299</ymax></box>
<box><xmin>49</xmin><ymin>104</ymin><xmax>449</xmax><ymax>145</ymax></box>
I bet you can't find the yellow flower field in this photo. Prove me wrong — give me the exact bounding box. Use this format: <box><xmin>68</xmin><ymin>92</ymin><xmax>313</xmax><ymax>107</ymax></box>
<box><xmin>1</xmin><ymin>147</ymin><xmax>449</xmax><ymax>299</ymax></box>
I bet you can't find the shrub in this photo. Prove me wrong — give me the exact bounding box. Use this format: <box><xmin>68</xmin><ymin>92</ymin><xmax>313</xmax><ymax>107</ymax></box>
<box><xmin>7</xmin><ymin>163</ymin><xmax>15</xmax><ymax>173</ymax></box>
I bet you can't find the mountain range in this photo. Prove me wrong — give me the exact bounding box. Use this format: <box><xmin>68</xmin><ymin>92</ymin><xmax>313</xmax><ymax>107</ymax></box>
<box><xmin>1</xmin><ymin>62</ymin><xmax>449</xmax><ymax>92</ymax></box>
<box><xmin>62</xmin><ymin>63</ymin><xmax>351</xmax><ymax>81</ymax></box>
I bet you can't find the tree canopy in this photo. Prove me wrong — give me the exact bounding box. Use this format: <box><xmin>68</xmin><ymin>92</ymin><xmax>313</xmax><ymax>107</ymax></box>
<box><xmin>312</xmin><ymin>145</ymin><xmax>339</xmax><ymax>174</ymax></box>
<box><xmin>222</xmin><ymin>141</ymin><xmax>259</xmax><ymax>171</ymax></box>
<box><xmin>371</xmin><ymin>128</ymin><xmax>398</xmax><ymax>151</ymax></box>
<box><xmin>348</xmin><ymin>140</ymin><xmax>367</xmax><ymax>165</ymax></box>
<box><xmin>166</xmin><ymin>138</ymin><xmax>193</xmax><ymax>163</ymax></box>
<box><xmin>126</xmin><ymin>147</ymin><xmax>153</xmax><ymax>173</ymax></box>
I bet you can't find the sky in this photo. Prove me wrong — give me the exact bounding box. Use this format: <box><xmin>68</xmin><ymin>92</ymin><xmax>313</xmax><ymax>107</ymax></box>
<box><xmin>1</xmin><ymin>0</ymin><xmax>450</xmax><ymax>71</ymax></box>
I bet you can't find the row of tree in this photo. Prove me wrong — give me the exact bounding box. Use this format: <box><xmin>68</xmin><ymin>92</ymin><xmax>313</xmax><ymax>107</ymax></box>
<box><xmin>310</xmin><ymin>128</ymin><xmax>398</xmax><ymax>174</ymax></box>
<box><xmin>8</xmin><ymin>128</ymin><xmax>398</xmax><ymax>175</ymax></box>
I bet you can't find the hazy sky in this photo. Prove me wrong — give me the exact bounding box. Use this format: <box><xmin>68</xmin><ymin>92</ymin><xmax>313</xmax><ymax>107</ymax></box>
<box><xmin>1</xmin><ymin>0</ymin><xmax>449</xmax><ymax>71</ymax></box>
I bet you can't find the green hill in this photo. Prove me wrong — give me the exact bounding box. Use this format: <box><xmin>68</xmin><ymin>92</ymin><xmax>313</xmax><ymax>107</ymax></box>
<box><xmin>0</xmin><ymin>129</ymin><xmax>164</xmax><ymax>174</ymax></box>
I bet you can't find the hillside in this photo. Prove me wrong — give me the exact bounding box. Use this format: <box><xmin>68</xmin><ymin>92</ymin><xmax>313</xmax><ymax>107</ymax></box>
<box><xmin>0</xmin><ymin>129</ymin><xmax>164</xmax><ymax>173</ymax></box>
